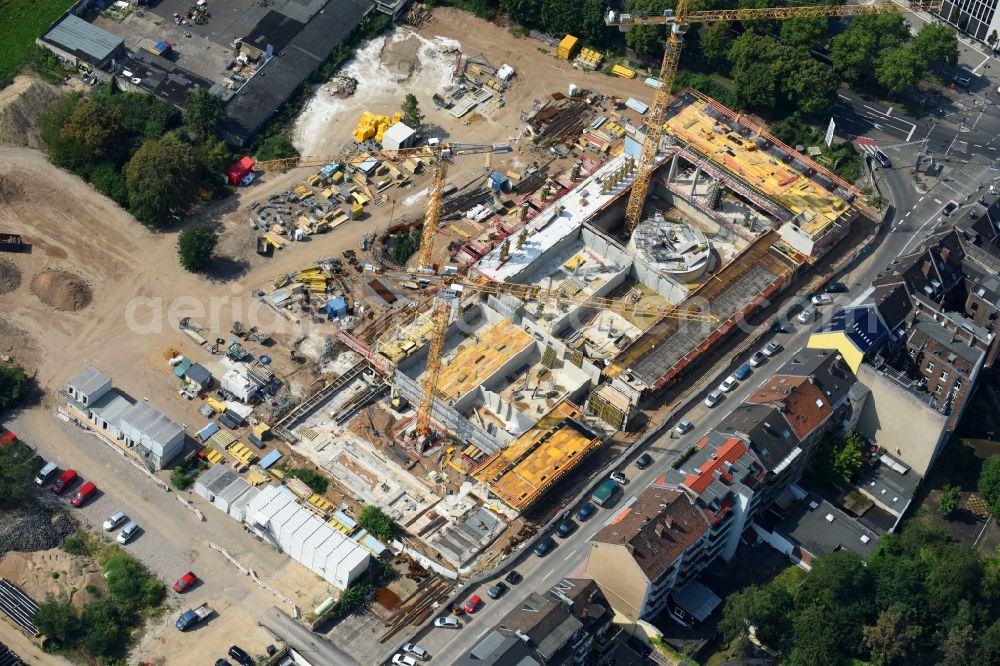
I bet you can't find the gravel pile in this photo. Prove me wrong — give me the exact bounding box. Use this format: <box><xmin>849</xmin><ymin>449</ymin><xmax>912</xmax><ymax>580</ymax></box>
<box><xmin>0</xmin><ymin>501</ymin><xmax>76</xmax><ymax>558</ymax></box>
<box><xmin>0</xmin><ymin>259</ymin><xmax>19</xmax><ymax>294</ymax></box>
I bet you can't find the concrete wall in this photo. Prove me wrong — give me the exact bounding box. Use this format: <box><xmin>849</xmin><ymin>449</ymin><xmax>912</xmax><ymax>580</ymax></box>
<box><xmin>855</xmin><ymin>364</ymin><xmax>949</xmax><ymax>476</ymax></box>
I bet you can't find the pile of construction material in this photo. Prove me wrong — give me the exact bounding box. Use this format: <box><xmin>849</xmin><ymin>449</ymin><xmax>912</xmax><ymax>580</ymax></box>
<box><xmin>325</xmin><ymin>76</ymin><xmax>358</xmax><ymax>98</ymax></box>
<box><xmin>265</xmin><ymin>260</ymin><xmax>357</xmax><ymax>327</ymax></box>
<box><xmin>353</xmin><ymin>111</ymin><xmax>404</xmax><ymax>144</ymax></box>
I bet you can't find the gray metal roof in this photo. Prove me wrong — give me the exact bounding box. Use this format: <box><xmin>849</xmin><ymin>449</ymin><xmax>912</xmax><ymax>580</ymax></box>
<box><xmin>186</xmin><ymin>363</ymin><xmax>212</xmax><ymax>386</ymax></box>
<box><xmin>42</xmin><ymin>15</ymin><xmax>122</xmax><ymax>63</ymax></box>
<box><xmin>119</xmin><ymin>400</ymin><xmax>185</xmax><ymax>448</ymax></box>
<box><xmin>89</xmin><ymin>390</ymin><xmax>132</xmax><ymax>425</ymax></box>
<box><xmin>68</xmin><ymin>365</ymin><xmax>111</xmax><ymax>396</ymax></box>
<box><xmin>777</xmin><ymin>495</ymin><xmax>879</xmax><ymax>560</ymax></box>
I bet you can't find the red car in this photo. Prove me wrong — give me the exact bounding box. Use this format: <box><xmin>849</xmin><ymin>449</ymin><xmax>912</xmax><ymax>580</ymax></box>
<box><xmin>463</xmin><ymin>595</ymin><xmax>483</xmax><ymax>614</ymax></box>
<box><xmin>173</xmin><ymin>572</ymin><xmax>198</xmax><ymax>593</ymax></box>
<box><xmin>70</xmin><ymin>481</ymin><xmax>96</xmax><ymax>507</ymax></box>
<box><xmin>50</xmin><ymin>469</ymin><xmax>77</xmax><ymax>494</ymax></box>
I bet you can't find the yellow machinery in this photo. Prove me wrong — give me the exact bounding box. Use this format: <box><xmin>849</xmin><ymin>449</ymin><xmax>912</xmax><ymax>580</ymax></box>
<box><xmin>604</xmin><ymin>0</ymin><xmax>944</xmax><ymax>232</ymax></box>
<box><xmin>367</xmin><ymin>268</ymin><xmax>718</xmax><ymax>438</ymax></box>
<box><xmin>255</xmin><ymin>142</ymin><xmax>512</xmax><ymax>270</ymax></box>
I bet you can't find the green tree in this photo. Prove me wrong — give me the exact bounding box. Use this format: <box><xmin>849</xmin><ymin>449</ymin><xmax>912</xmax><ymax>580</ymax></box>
<box><xmin>125</xmin><ymin>134</ymin><xmax>198</xmax><ymax>229</ymax></box>
<box><xmin>90</xmin><ymin>162</ymin><xmax>128</xmax><ymax>205</ymax></box>
<box><xmin>33</xmin><ymin>597</ymin><xmax>81</xmax><ymax>648</ymax></box>
<box><xmin>790</xmin><ymin>602</ymin><xmax>844</xmax><ymax>666</ymax></box>
<box><xmin>80</xmin><ymin>599</ymin><xmax>131</xmax><ymax>660</ymax></box>
<box><xmin>718</xmin><ymin>583</ymin><xmax>792</xmax><ymax>653</ymax></box>
<box><xmin>940</xmin><ymin>624</ymin><xmax>974</xmax><ymax>666</ymax></box>
<box><xmin>876</xmin><ymin>46</ymin><xmax>926</xmax><ymax>97</ymax></box>
<box><xmin>913</xmin><ymin>23</ymin><xmax>959</xmax><ymax>67</ymax></box>
<box><xmin>60</xmin><ymin>97</ymin><xmax>122</xmax><ymax>159</ymax></box>
<box><xmin>785</xmin><ymin>57</ymin><xmax>838</xmax><ymax>117</ymax></box>
<box><xmin>184</xmin><ymin>88</ymin><xmax>225</xmax><ymax>142</ymax></box>
<box><xmin>780</xmin><ymin>16</ymin><xmax>829</xmax><ymax>50</ymax></box>
<box><xmin>976</xmin><ymin>618</ymin><xmax>1000</xmax><ymax>665</ymax></box>
<box><xmin>978</xmin><ymin>456</ymin><xmax>1000</xmax><ymax>516</ymax></box>
<box><xmin>728</xmin><ymin>32</ymin><xmax>786</xmax><ymax>111</ymax></box>
<box><xmin>830</xmin><ymin>25</ymin><xmax>878</xmax><ymax>82</ymax></box>
<box><xmin>863</xmin><ymin>606</ymin><xmax>921</xmax><ymax>666</ymax></box>
<box><xmin>939</xmin><ymin>485</ymin><xmax>961</xmax><ymax>517</ymax></box>
<box><xmin>255</xmin><ymin>134</ymin><xmax>298</xmax><ymax>162</ymax></box>
<box><xmin>402</xmin><ymin>93</ymin><xmax>423</xmax><ymax>130</ymax></box>
<box><xmin>815</xmin><ymin>431</ymin><xmax>866</xmax><ymax>485</ymax></box>
<box><xmin>0</xmin><ymin>363</ymin><xmax>28</xmax><ymax>412</ymax></box>
<box><xmin>281</xmin><ymin>467</ymin><xmax>328</xmax><ymax>494</ymax></box>
<box><xmin>701</xmin><ymin>22</ymin><xmax>734</xmax><ymax>67</ymax></box>
<box><xmin>177</xmin><ymin>222</ymin><xmax>218</xmax><ymax>272</ymax></box>
<box><xmin>194</xmin><ymin>137</ymin><xmax>234</xmax><ymax>177</ymax></box>
<box><xmin>358</xmin><ymin>504</ymin><xmax>396</xmax><ymax>541</ymax></box>
<box><xmin>989</xmin><ymin>30</ymin><xmax>999</xmax><ymax>51</ymax></box>
<box><xmin>624</xmin><ymin>0</ymin><xmax>672</xmax><ymax>56</ymax></box>
<box><xmin>0</xmin><ymin>441</ymin><xmax>36</xmax><ymax>506</ymax></box>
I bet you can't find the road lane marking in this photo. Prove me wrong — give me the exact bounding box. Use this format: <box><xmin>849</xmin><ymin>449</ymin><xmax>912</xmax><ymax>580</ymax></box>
<box><xmin>934</xmin><ymin>198</ymin><xmax>942</xmax><ymax>204</ymax></box>
<box><xmin>919</xmin><ymin>196</ymin><xmax>925</xmax><ymax>202</ymax></box>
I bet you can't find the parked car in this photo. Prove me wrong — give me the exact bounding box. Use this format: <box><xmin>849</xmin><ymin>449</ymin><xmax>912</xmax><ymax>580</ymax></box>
<box><xmin>674</xmin><ymin>419</ymin><xmax>693</xmax><ymax>435</ymax></box>
<box><xmin>117</xmin><ymin>521</ymin><xmax>140</xmax><ymax>545</ymax></box>
<box><xmin>228</xmin><ymin>646</ymin><xmax>254</xmax><ymax>666</ymax></box>
<box><xmin>943</xmin><ymin>201</ymin><xmax>958</xmax><ymax>216</ymax></box>
<box><xmin>796</xmin><ymin>306</ymin><xmax>816</xmax><ymax>323</ymax></box>
<box><xmin>635</xmin><ymin>453</ymin><xmax>654</xmax><ymax>470</ymax></box>
<box><xmin>763</xmin><ymin>340</ymin><xmax>782</xmax><ymax>357</ymax></box>
<box><xmin>556</xmin><ymin>519</ymin><xmax>577</xmax><ymax>538</ymax></box>
<box><xmin>534</xmin><ymin>536</ymin><xmax>557</xmax><ymax>557</ymax></box>
<box><xmin>954</xmin><ymin>74</ymin><xmax>972</xmax><ymax>87</ymax></box>
<box><xmin>175</xmin><ymin>603</ymin><xmax>213</xmax><ymax>631</ymax></box>
<box><xmin>704</xmin><ymin>390</ymin><xmax>723</xmax><ymax>408</ymax></box>
<box><xmin>873</xmin><ymin>150</ymin><xmax>892</xmax><ymax>168</ymax></box>
<box><xmin>34</xmin><ymin>461</ymin><xmax>58</xmax><ymax>486</ymax></box>
<box><xmin>576</xmin><ymin>502</ymin><xmax>596</xmax><ymax>521</ymax></box>
<box><xmin>392</xmin><ymin>654</ymin><xmax>417</xmax><ymax>666</ymax></box>
<box><xmin>103</xmin><ymin>511</ymin><xmax>127</xmax><ymax>532</ymax></box>
<box><xmin>505</xmin><ymin>570</ymin><xmax>523</xmax><ymax>585</ymax></box>
<box><xmin>434</xmin><ymin>616</ymin><xmax>460</xmax><ymax>629</ymax></box>
<box><xmin>719</xmin><ymin>376</ymin><xmax>738</xmax><ymax>392</ymax></box>
<box><xmin>610</xmin><ymin>471</ymin><xmax>627</xmax><ymax>485</ymax></box>
<box><xmin>733</xmin><ymin>363</ymin><xmax>752</xmax><ymax>381</ymax></box>
<box><xmin>173</xmin><ymin>572</ymin><xmax>198</xmax><ymax>593</ymax></box>
<box><xmin>70</xmin><ymin>481</ymin><xmax>96</xmax><ymax>507</ymax></box>
<box><xmin>811</xmin><ymin>294</ymin><xmax>833</xmax><ymax>306</ymax></box>
<box><xmin>487</xmin><ymin>581</ymin><xmax>508</xmax><ymax>599</ymax></box>
<box><xmin>824</xmin><ymin>282</ymin><xmax>849</xmax><ymax>293</ymax></box>
<box><xmin>215</xmin><ymin>660</ymin><xmax>233</xmax><ymax>666</ymax></box>
<box><xmin>463</xmin><ymin>595</ymin><xmax>483</xmax><ymax>614</ymax></box>
<box><xmin>749</xmin><ymin>351</ymin><xmax>766</xmax><ymax>367</ymax></box>
<box><xmin>50</xmin><ymin>469</ymin><xmax>77</xmax><ymax>495</ymax></box>
<box><xmin>402</xmin><ymin>643</ymin><xmax>429</xmax><ymax>660</ymax></box>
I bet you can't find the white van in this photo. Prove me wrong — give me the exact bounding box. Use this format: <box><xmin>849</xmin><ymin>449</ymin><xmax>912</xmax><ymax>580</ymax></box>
<box><xmin>35</xmin><ymin>461</ymin><xmax>58</xmax><ymax>486</ymax></box>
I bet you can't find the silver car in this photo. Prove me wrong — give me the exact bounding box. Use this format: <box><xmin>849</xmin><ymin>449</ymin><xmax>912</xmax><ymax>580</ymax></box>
<box><xmin>103</xmin><ymin>511</ymin><xmax>127</xmax><ymax>532</ymax></box>
<box><xmin>116</xmin><ymin>521</ymin><xmax>139</xmax><ymax>545</ymax></box>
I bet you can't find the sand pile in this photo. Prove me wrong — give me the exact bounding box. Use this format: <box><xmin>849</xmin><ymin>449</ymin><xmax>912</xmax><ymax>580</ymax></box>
<box><xmin>30</xmin><ymin>270</ymin><xmax>93</xmax><ymax>311</ymax></box>
<box><xmin>0</xmin><ymin>259</ymin><xmax>20</xmax><ymax>294</ymax></box>
<box><xmin>0</xmin><ymin>549</ymin><xmax>105</xmax><ymax>610</ymax></box>
<box><xmin>0</xmin><ymin>76</ymin><xmax>64</xmax><ymax>148</ymax></box>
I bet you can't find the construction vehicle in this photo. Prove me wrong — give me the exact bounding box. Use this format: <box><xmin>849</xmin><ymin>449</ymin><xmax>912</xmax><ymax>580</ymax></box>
<box><xmin>255</xmin><ymin>142</ymin><xmax>511</xmax><ymax>271</ymax></box>
<box><xmin>367</xmin><ymin>268</ymin><xmax>717</xmax><ymax>442</ymax></box>
<box><xmin>604</xmin><ymin>0</ymin><xmax>943</xmax><ymax>231</ymax></box>
<box><xmin>0</xmin><ymin>233</ymin><xmax>25</xmax><ymax>253</ymax></box>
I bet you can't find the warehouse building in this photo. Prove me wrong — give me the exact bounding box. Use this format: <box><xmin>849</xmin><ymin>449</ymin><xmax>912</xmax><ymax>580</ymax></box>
<box><xmin>38</xmin><ymin>14</ymin><xmax>124</xmax><ymax>71</ymax></box>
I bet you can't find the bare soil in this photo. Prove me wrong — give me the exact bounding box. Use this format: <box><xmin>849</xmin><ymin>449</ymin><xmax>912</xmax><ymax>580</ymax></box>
<box><xmin>0</xmin><ymin>76</ymin><xmax>64</xmax><ymax>149</ymax></box>
<box><xmin>0</xmin><ymin>548</ymin><xmax>105</xmax><ymax>611</ymax></box>
<box><xmin>30</xmin><ymin>270</ymin><xmax>92</xmax><ymax>311</ymax></box>
<box><xmin>0</xmin><ymin>258</ymin><xmax>20</xmax><ymax>294</ymax></box>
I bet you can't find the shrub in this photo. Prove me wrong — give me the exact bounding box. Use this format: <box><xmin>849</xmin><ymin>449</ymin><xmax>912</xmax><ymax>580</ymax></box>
<box><xmin>282</xmin><ymin>467</ymin><xmax>328</xmax><ymax>495</ymax></box>
<box><xmin>358</xmin><ymin>505</ymin><xmax>396</xmax><ymax>541</ymax></box>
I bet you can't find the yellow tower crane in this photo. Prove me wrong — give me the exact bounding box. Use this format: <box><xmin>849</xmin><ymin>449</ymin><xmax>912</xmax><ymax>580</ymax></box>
<box><xmin>254</xmin><ymin>143</ymin><xmax>512</xmax><ymax>269</ymax></box>
<box><xmin>604</xmin><ymin>0</ymin><xmax>944</xmax><ymax>231</ymax></box>
<box><xmin>368</xmin><ymin>268</ymin><xmax>717</xmax><ymax>438</ymax></box>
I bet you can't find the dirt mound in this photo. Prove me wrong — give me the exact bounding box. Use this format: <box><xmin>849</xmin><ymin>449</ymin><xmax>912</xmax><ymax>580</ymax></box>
<box><xmin>0</xmin><ymin>548</ymin><xmax>105</xmax><ymax>610</ymax></box>
<box><xmin>30</xmin><ymin>270</ymin><xmax>92</xmax><ymax>311</ymax></box>
<box><xmin>381</xmin><ymin>33</ymin><xmax>424</xmax><ymax>80</ymax></box>
<box><xmin>0</xmin><ymin>174</ymin><xmax>25</xmax><ymax>204</ymax></box>
<box><xmin>0</xmin><ymin>259</ymin><xmax>20</xmax><ymax>294</ymax></box>
<box><xmin>0</xmin><ymin>501</ymin><xmax>76</xmax><ymax>557</ymax></box>
<box><xmin>0</xmin><ymin>76</ymin><xmax>64</xmax><ymax>148</ymax></box>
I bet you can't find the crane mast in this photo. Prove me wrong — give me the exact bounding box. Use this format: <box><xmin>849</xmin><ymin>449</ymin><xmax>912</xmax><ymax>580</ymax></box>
<box><xmin>606</xmin><ymin>0</ymin><xmax>944</xmax><ymax>231</ymax></box>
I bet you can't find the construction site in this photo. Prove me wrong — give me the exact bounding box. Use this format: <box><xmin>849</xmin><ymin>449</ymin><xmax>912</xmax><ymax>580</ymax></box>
<box><xmin>0</xmin><ymin>5</ymin><xmax>886</xmax><ymax>659</ymax></box>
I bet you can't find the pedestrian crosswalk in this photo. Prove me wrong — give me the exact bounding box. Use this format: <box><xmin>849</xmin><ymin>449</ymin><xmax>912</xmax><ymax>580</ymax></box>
<box><xmin>852</xmin><ymin>137</ymin><xmax>880</xmax><ymax>156</ymax></box>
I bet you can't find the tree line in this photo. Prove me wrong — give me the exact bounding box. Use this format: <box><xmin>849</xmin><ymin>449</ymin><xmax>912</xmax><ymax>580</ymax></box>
<box><xmin>39</xmin><ymin>83</ymin><xmax>232</xmax><ymax>231</ymax></box>
<box><xmin>719</xmin><ymin>521</ymin><xmax>1000</xmax><ymax>665</ymax></box>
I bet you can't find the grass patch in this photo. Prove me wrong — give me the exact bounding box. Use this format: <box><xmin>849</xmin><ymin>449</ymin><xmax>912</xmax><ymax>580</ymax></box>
<box><xmin>280</xmin><ymin>467</ymin><xmax>328</xmax><ymax>495</ymax></box>
<box><xmin>0</xmin><ymin>0</ymin><xmax>74</xmax><ymax>89</ymax></box>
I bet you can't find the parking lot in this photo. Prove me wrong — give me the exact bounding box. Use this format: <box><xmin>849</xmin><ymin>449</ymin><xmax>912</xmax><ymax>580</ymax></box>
<box><xmin>9</xmin><ymin>407</ymin><xmax>323</xmax><ymax>665</ymax></box>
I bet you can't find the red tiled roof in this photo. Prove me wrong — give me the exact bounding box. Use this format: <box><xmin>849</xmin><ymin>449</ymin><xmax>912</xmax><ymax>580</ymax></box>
<box><xmin>594</xmin><ymin>487</ymin><xmax>709</xmax><ymax>581</ymax></box>
<box><xmin>683</xmin><ymin>436</ymin><xmax>748</xmax><ymax>494</ymax></box>
<box><xmin>746</xmin><ymin>375</ymin><xmax>832</xmax><ymax>440</ymax></box>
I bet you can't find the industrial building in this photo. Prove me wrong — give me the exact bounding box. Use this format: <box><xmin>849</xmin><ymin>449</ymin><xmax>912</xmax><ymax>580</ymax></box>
<box><xmin>38</xmin><ymin>14</ymin><xmax>124</xmax><ymax>71</ymax></box>
<box><xmin>63</xmin><ymin>365</ymin><xmax>185</xmax><ymax>470</ymax></box>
